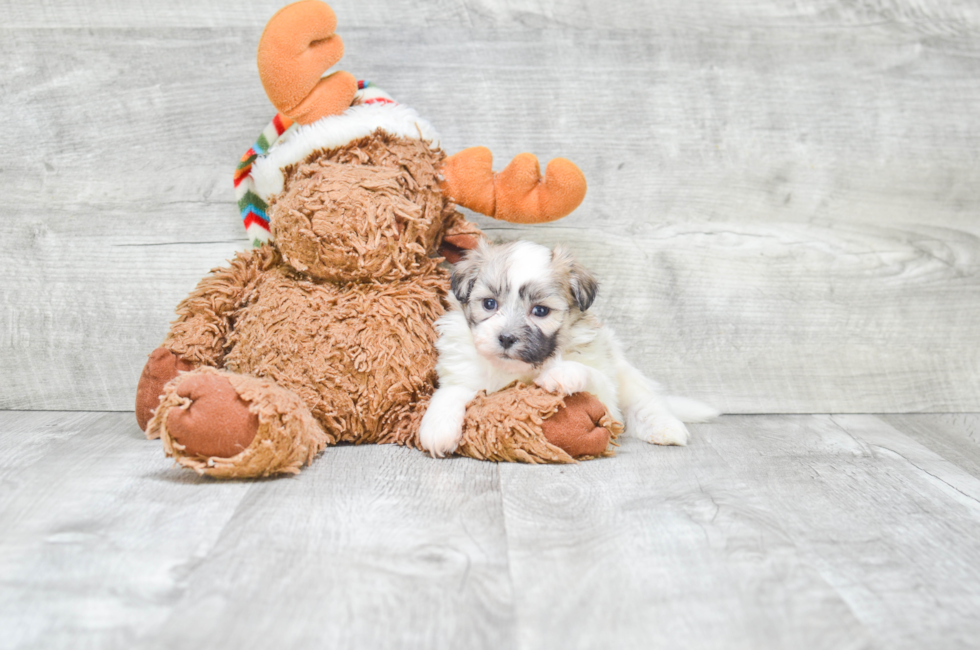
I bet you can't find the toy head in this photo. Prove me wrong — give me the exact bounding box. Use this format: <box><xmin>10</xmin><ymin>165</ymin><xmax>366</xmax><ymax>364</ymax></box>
<box><xmin>235</xmin><ymin>0</ymin><xmax>588</xmax><ymax>281</ymax></box>
<box><xmin>271</xmin><ymin>135</ymin><xmax>453</xmax><ymax>282</ymax></box>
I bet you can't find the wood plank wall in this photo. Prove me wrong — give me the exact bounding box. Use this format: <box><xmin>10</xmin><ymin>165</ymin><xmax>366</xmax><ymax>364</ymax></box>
<box><xmin>2</xmin><ymin>0</ymin><xmax>978</xmax><ymax>413</ymax></box>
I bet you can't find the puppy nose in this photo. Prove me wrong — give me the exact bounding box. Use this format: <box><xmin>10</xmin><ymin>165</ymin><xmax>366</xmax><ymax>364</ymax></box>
<box><xmin>499</xmin><ymin>333</ymin><xmax>518</xmax><ymax>349</ymax></box>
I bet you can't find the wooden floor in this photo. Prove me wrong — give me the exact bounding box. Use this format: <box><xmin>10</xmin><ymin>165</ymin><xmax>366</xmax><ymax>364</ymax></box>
<box><xmin>2</xmin><ymin>411</ymin><xmax>979</xmax><ymax>649</ymax></box>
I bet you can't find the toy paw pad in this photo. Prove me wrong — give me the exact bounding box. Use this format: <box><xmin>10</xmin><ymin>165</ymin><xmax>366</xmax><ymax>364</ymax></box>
<box><xmin>136</xmin><ymin>347</ymin><xmax>195</xmax><ymax>432</ymax></box>
<box><xmin>166</xmin><ymin>373</ymin><xmax>259</xmax><ymax>458</ymax></box>
<box><xmin>540</xmin><ymin>392</ymin><xmax>611</xmax><ymax>458</ymax></box>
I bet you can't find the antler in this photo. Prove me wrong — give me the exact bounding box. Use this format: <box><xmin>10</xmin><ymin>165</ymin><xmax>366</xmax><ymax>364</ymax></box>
<box><xmin>256</xmin><ymin>0</ymin><xmax>357</xmax><ymax>125</ymax></box>
<box><xmin>440</xmin><ymin>147</ymin><xmax>587</xmax><ymax>224</ymax></box>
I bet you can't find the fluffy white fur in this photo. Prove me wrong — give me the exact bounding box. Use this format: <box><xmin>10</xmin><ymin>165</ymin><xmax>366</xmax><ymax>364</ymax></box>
<box><xmin>418</xmin><ymin>241</ymin><xmax>718</xmax><ymax>457</ymax></box>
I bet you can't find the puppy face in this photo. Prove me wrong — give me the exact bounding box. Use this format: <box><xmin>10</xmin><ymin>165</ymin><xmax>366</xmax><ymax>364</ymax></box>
<box><xmin>450</xmin><ymin>240</ymin><xmax>598</xmax><ymax>370</ymax></box>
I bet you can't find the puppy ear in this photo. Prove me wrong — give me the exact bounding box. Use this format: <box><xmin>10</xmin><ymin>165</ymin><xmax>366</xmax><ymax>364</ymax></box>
<box><xmin>450</xmin><ymin>241</ymin><xmax>487</xmax><ymax>303</ymax></box>
<box><xmin>450</xmin><ymin>260</ymin><xmax>478</xmax><ymax>303</ymax></box>
<box><xmin>553</xmin><ymin>244</ymin><xmax>598</xmax><ymax>312</ymax></box>
<box><xmin>570</xmin><ymin>263</ymin><xmax>598</xmax><ymax>311</ymax></box>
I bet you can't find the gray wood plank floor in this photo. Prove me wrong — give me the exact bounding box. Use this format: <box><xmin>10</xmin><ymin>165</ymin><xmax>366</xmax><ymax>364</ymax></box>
<box><xmin>3</xmin><ymin>411</ymin><xmax>979</xmax><ymax>649</ymax></box>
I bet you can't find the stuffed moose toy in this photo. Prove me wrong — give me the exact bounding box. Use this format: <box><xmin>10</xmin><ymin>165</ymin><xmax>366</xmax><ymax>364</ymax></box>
<box><xmin>135</xmin><ymin>0</ymin><xmax>619</xmax><ymax>477</ymax></box>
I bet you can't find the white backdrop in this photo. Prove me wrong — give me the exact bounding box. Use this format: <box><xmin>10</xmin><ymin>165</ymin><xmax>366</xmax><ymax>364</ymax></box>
<box><xmin>2</xmin><ymin>0</ymin><xmax>979</xmax><ymax>412</ymax></box>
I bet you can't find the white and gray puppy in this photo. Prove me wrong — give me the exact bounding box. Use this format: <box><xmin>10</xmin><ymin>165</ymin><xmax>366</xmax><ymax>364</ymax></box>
<box><xmin>418</xmin><ymin>239</ymin><xmax>718</xmax><ymax>457</ymax></box>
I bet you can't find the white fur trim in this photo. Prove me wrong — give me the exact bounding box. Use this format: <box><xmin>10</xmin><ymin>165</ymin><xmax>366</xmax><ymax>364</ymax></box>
<box><xmin>250</xmin><ymin>102</ymin><xmax>441</xmax><ymax>202</ymax></box>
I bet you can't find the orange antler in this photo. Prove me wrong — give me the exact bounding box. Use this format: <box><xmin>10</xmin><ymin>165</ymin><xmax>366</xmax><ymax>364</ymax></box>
<box><xmin>440</xmin><ymin>147</ymin><xmax>587</xmax><ymax>224</ymax></box>
<box><xmin>257</xmin><ymin>0</ymin><xmax>357</xmax><ymax>125</ymax></box>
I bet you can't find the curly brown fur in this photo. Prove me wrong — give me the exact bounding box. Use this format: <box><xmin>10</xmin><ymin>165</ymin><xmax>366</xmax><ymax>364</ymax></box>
<box><xmin>275</xmin><ymin>131</ymin><xmax>457</xmax><ymax>283</ymax></box>
<box><xmin>224</xmin><ymin>265</ymin><xmax>448</xmax><ymax>444</ymax></box>
<box><xmin>457</xmin><ymin>384</ymin><xmax>575</xmax><ymax>463</ymax></box>
<box><xmin>163</xmin><ymin>246</ymin><xmax>280</xmax><ymax>367</ymax></box>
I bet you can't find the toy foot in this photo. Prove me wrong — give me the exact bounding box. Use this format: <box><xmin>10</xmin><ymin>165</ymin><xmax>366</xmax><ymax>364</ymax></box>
<box><xmin>540</xmin><ymin>392</ymin><xmax>612</xmax><ymax>458</ymax></box>
<box><xmin>166</xmin><ymin>372</ymin><xmax>259</xmax><ymax>458</ymax></box>
<box><xmin>136</xmin><ymin>347</ymin><xmax>194</xmax><ymax>431</ymax></box>
<box><xmin>147</xmin><ymin>367</ymin><xmax>332</xmax><ymax>477</ymax></box>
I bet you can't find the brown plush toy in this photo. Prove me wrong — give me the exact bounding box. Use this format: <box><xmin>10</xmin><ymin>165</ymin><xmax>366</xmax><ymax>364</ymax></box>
<box><xmin>135</xmin><ymin>0</ymin><xmax>619</xmax><ymax>477</ymax></box>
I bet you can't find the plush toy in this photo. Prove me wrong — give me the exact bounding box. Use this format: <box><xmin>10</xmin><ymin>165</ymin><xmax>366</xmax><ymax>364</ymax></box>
<box><xmin>135</xmin><ymin>0</ymin><xmax>620</xmax><ymax>477</ymax></box>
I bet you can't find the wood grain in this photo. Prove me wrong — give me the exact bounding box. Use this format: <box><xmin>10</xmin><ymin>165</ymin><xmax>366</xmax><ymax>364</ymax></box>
<box><xmin>499</xmin><ymin>415</ymin><xmax>980</xmax><ymax>650</ymax></box>
<box><xmin>0</xmin><ymin>411</ymin><xmax>253</xmax><ymax>649</ymax></box>
<box><xmin>0</xmin><ymin>412</ymin><xmax>512</xmax><ymax>650</ymax></box>
<box><xmin>878</xmin><ymin>413</ymin><xmax>980</xmax><ymax>479</ymax></box>
<box><xmin>480</xmin><ymin>223</ymin><xmax>980</xmax><ymax>414</ymax></box>
<box><xmin>499</xmin><ymin>425</ymin><xmax>870</xmax><ymax>650</ymax></box>
<box><xmin>6</xmin><ymin>411</ymin><xmax>980</xmax><ymax>648</ymax></box>
<box><xmin>147</xmin><ymin>445</ymin><xmax>514</xmax><ymax>650</ymax></box>
<box><xmin>7</xmin><ymin>0</ymin><xmax>980</xmax><ymax>32</ymax></box>
<box><xmin>2</xmin><ymin>0</ymin><xmax>979</xmax><ymax>412</ymax></box>
<box><xmin>822</xmin><ymin>414</ymin><xmax>980</xmax><ymax>648</ymax></box>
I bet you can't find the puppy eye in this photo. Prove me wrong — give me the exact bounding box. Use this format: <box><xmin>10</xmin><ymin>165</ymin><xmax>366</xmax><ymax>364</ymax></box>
<box><xmin>482</xmin><ymin>298</ymin><xmax>497</xmax><ymax>311</ymax></box>
<box><xmin>531</xmin><ymin>305</ymin><xmax>550</xmax><ymax>318</ymax></box>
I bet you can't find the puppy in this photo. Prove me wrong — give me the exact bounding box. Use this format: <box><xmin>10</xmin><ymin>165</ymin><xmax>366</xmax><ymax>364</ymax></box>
<box><xmin>418</xmin><ymin>240</ymin><xmax>718</xmax><ymax>457</ymax></box>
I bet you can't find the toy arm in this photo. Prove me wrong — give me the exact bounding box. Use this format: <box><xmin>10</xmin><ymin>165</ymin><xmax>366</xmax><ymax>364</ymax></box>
<box><xmin>137</xmin><ymin>247</ymin><xmax>277</xmax><ymax>433</ymax></box>
<box><xmin>163</xmin><ymin>246</ymin><xmax>278</xmax><ymax>367</ymax></box>
<box><xmin>440</xmin><ymin>147</ymin><xmax>587</xmax><ymax>224</ymax></box>
<box><xmin>454</xmin><ymin>385</ymin><xmax>616</xmax><ymax>462</ymax></box>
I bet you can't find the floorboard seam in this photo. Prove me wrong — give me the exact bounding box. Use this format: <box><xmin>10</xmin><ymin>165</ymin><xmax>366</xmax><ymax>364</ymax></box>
<box><xmin>494</xmin><ymin>464</ymin><xmax>522</xmax><ymax>650</ymax></box>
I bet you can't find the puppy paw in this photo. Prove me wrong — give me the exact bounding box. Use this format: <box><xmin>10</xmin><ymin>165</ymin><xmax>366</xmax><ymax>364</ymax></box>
<box><xmin>419</xmin><ymin>409</ymin><xmax>464</xmax><ymax>458</ymax></box>
<box><xmin>629</xmin><ymin>406</ymin><xmax>690</xmax><ymax>446</ymax></box>
<box><xmin>535</xmin><ymin>361</ymin><xmax>590</xmax><ymax>395</ymax></box>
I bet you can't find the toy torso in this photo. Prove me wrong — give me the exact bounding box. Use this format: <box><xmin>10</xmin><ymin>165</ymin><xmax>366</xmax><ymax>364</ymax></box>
<box><xmin>224</xmin><ymin>264</ymin><xmax>449</xmax><ymax>443</ymax></box>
